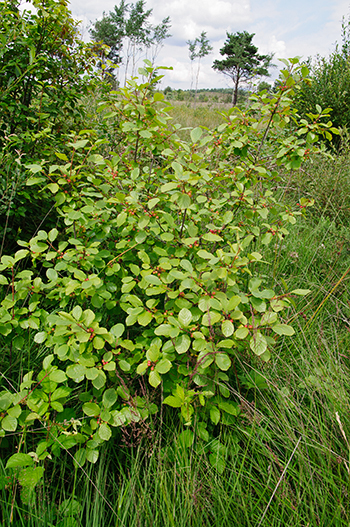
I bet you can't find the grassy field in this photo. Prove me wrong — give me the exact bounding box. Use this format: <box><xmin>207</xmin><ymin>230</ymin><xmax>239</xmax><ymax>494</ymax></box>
<box><xmin>1</xmin><ymin>99</ymin><xmax>350</xmax><ymax>527</ymax></box>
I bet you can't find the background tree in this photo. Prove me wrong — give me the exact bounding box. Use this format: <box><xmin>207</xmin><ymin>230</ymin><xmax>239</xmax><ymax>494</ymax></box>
<box><xmin>147</xmin><ymin>16</ymin><xmax>171</xmax><ymax>64</ymax></box>
<box><xmin>187</xmin><ymin>31</ymin><xmax>212</xmax><ymax>105</ymax></box>
<box><xmin>123</xmin><ymin>0</ymin><xmax>152</xmax><ymax>81</ymax></box>
<box><xmin>187</xmin><ymin>38</ymin><xmax>197</xmax><ymax>92</ymax></box>
<box><xmin>257</xmin><ymin>80</ymin><xmax>272</xmax><ymax>93</ymax></box>
<box><xmin>89</xmin><ymin>1</ymin><xmax>127</xmax><ymax>75</ymax></box>
<box><xmin>212</xmin><ymin>31</ymin><xmax>273</xmax><ymax>105</ymax></box>
<box><xmin>90</xmin><ymin>1</ymin><xmax>171</xmax><ymax>84</ymax></box>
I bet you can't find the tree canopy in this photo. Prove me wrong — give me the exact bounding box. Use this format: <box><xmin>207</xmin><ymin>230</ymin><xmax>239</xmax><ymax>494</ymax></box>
<box><xmin>89</xmin><ymin>0</ymin><xmax>171</xmax><ymax>81</ymax></box>
<box><xmin>212</xmin><ymin>31</ymin><xmax>273</xmax><ymax>105</ymax></box>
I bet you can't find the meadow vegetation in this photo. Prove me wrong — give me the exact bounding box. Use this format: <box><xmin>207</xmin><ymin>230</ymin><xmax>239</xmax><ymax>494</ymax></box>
<box><xmin>1</xmin><ymin>2</ymin><xmax>350</xmax><ymax>526</ymax></box>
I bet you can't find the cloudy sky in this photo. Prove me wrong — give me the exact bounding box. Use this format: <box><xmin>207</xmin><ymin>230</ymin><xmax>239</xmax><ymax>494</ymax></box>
<box><xmin>66</xmin><ymin>0</ymin><xmax>350</xmax><ymax>88</ymax></box>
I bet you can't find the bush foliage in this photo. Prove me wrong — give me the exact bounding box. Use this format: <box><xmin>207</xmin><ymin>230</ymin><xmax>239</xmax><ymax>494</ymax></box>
<box><xmin>295</xmin><ymin>16</ymin><xmax>350</xmax><ymax>145</ymax></box>
<box><xmin>0</xmin><ymin>48</ymin><xmax>338</xmax><ymax>501</ymax></box>
<box><xmin>0</xmin><ymin>2</ymin><xmax>344</xmax><ymax>516</ymax></box>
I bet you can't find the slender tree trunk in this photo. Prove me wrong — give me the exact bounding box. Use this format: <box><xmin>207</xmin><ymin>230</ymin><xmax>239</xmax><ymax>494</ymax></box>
<box><xmin>194</xmin><ymin>57</ymin><xmax>201</xmax><ymax>108</ymax></box>
<box><xmin>124</xmin><ymin>40</ymin><xmax>131</xmax><ymax>86</ymax></box>
<box><xmin>232</xmin><ymin>76</ymin><xmax>239</xmax><ymax>106</ymax></box>
<box><xmin>131</xmin><ymin>41</ymin><xmax>136</xmax><ymax>77</ymax></box>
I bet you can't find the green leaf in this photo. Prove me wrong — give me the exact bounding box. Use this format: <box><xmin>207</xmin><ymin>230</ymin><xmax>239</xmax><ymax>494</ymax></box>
<box><xmin>51</xmin><ymin>387</ymin><xmax>71</xmax><ymax>401</ymax></box>
<box><xmin>43</xmin><ymin>354</ymin><xmax>54</xmax><ymax>371</ymax></box>
<box><xmin>48</xmin><ymin>228</ymin><xmax>58</xmax><ymax>242</ymax></box>
<box><xmin>145</xmin><ymin>274</ymin><xmax>162</xmax><ymax>286</ymax></box>
<box><xmin>174</xmin><ymin>334</ymin><xmax>191</xmax><ymax>354</ymax></box>
<box><xmin>25</xmin><ymin>163</ymin><xmax>43</xmax><ymax>174</ymax></box>
<box><xmin>137</xmin><ymin>310</ymin><xmax>153</xmax><ymax>326</ymax></box>
<box><xmin>34</xmin><ymin>332</ymin><xmax>47</xmax><ymax>344</ymax></box>
<box><xmin>155</xmin><ymin>324</ymin><xmax>173</xmax><ymax>336</ymax></box>
<box><xmin>1</xmin><ymin>415</ymin><xmax>17</xmax><ymax>432</ymax></box>
<box><xmin>93</xmin><ymin>336</ymin><xmax>105</xmax><ymax>350</ymax></box>
<box><xmin>155</xmin><ymin>358</ymin><xmax>172</xmax><ymax>374</ymax></box>
<box><xmin>73</xmin><ymin>449</ymin><xmax>87</xmax><ymax>468</ymax></box>
<box><xmin>290</xmin><ymin>289</ymin><xmax>311</xmax><ymax>296</ymax></box>
<box><xmin>148</xmin><ymin>198</ymin><xmax>159</xmax><ymax>209</ymax></box>
<box><xmin>92</xmin><ymin>371</ymin><xmax>106</xmax><ymax>390</ymax></box>
<box><xmin>171</xmin><ymin>161</ymin><xmax>183</xmax><ymax>175</ymax></box>
<box><xmin>98</xmin><ymin>423</ymin><xmax>112</xmax><ymax>441</ymax></box>
<box><xmin>221</xmin><ymin>320</ymin><xmax>234</xmax><ymax>337</ymax></box>
<box><xmin>190</xmin><ymin>127</ymin><xmax>202</xmax><ymax>143</ymax></box>
<box><xmin>85</xmin><ymin>367</ymin><xmax>99</xmax><ymax>380</ymax></box>
<box><xmin>1</xmin><ymin>255</ymin><xmax>14</xmax><ymax>267</ymax></box>
<box><xmin>72</xmin><ymin>305</ymin><xmax>83</xmax><ymax>320</ymax></box>
<box><xmin>14</xmin><ymin>249</ymin><xmax>29</xmax><ymax>263</ymax></box>
<box><xmin>86</xmin><ymin>449</ymin><xmax>99</xmax><ymax>464</ymax></box>
<box><xmin>201</xmin><ymin>311</ymin><xmax>221</xmax><ymax>326</ymax></box>
<box><xmin>0</xmin><ymin>393</ymin><xmax>12</xmax><ymax>411</ymax></box>
<box><xmin>119</xmin><ymin>360</ymin><xmax>131</xmax><ymax>372</ymax></box>
<box><xmin>110</xmin><ymin>323</ymin><xmax>124</xmax><ymax>338</ymax></box>
<box><xmin>178</xmin><ymin>308</ymin><xmax>192</xmax><ymax>327</ymax></box>
<box><xmin>117</xmin><ymin>211</ymin><xmax>127</xmax><ymax>226</ymax></box>
<box><xmin>69</xmin><ymin>139</ymin><xmax>89</xmax><ymax>150</ymax></box>
<box><xmin>146</xmin><ymin>347</ymin><xmax>160</xmax><ymax>362</ymax></box>
<box><xmin>66</xmin><ymin>364</ymin><xmax>86</xmax><ymax>381</ymax></box>
<box><xmin>197</xmin><ymin>250</ymin><xmax>213</xmax><ymax>260</ymax></box>
<box><xmin>136</xmin><ymin>361</ymin><xmax>149</xmax><ymax>375</ymax></box>
<box><xmin>26</xmin><ymin>176</ymin><xmax>45</xmax><ymax>186</ymax></box>
<box><xmin>271</xmin><ymin>324</ymin><xmax>295</xmax><ymax>336</ymax></box>
<box><xmin>209</xmin><ymin>452</ymin><xmax>225</xmax><ymax>474</ymax></box>
<box><xmin>6</xmin><ymin>453</ymin><xmax>34</xmax><ymax>469</ymax></box>
<box><xmin>249</xmin><ymin>332</ymin><xmax>267</xmax><ymax>356</ymax></box>
<box><xmin>149</xmin><ymin>370</ymin><xmax>161</xmax><ymax>388</ymax></box>
<box><xmin>203</xmin><ymin>232</ymin><xmax>223</xmax><ymax>242</ymax></box>
<box><xmin>235</xmin><ymin>327</ymin><xmax>249</xmax><ymax>339</ymax></box>
<box><xmin>51</xmin><ymin>401</ymin><xmax>64</xmax><ymax>412</ymax></box>
<box><xmin>161</xmin><ymin>182</ymin><xmax>178</xmax><ymax>192</ymax></box>
<box><xmin>46</xmin><ymin>268</ymin><xmax>58</xmax><ymax>281</ymax></box>
<box><xmin>82</xmin><ymin>403</ymin><xmax>100</xmax><ymax>417</ymax></box>
<box><xmin>7</xmin><ymin>405</ymin><xmax>21</xmax><ymax>418</ymax></box>
<box><xmin>218</xmin><ymin>401</ymin><xmax>238</xmax><ymax>416</ymax></box>
<box><xmin>215</xmin><ymin>353</ymin><xmax>231</xmax><ymax>371</ymax></box>
<box><xmin>163</xmin><ymin>395</ymin><xmax>182</xmax><ymax>407</ymax></box>
<box><xmin>260</xmin><ymin>312</ymin><xmax>278</xmax><ymax>326</ymax></box>
<box><xmin>210</xmin><ymin>406</ymin><xmax>220</xmax><ymax>425</ymax></box>
<box><xmin>178</xmin><ymin>193</ymin><xmax>191</xmax><ymax>209</ymax></box>
<box><xmin>46</xmin><ymin>183</ymin><xmax>59</xmax><ymax>194</ymax></box>
<box><xmin>49</xmin><ymin>370</ymin><xmax>67</xmax><ymax>383</ymax></box>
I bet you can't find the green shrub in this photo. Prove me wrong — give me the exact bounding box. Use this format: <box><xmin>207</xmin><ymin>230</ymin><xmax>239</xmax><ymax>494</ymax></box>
<box><xmin>0</xmin><ymin>59</ymin><xmax>336</xmax><ymax>497</ymax></box>
<box><xmin>0</xmin><ymin>0</ymin><xmax>103</xmax><ymax>254</ymax></box>
<box><xmin>295</xmin><ymin>17</ymin><xmax>350</xmax><ymax>147</ymax></box>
